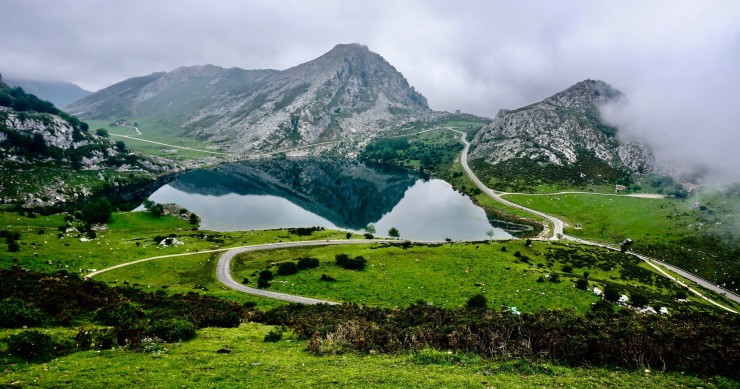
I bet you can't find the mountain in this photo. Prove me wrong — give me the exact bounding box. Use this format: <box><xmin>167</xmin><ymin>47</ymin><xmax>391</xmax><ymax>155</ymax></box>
<box><xmin>0</xmin><ymin>76</ymin><xmax>175</xmax><ymax>207</ymax></box>
<box><xmin>68</xmin><ymin>44</ymin><xmax>432</xmax><ymax>153</ymax></box>
<box><xmin>469</xmin><ymin>80</ymin><xmax>653</xmax><ymax>186</ymax></box>
<box><xmin>3</xmin><ymin>76</ymin><xmax>91</xmax><ymax>108</ymax></box>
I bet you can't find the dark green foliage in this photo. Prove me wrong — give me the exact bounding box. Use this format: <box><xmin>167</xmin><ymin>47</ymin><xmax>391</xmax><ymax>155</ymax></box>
<box><xmin>388</xmin><ymin>227</ymin><xmax>400</xmax><ymax>238</ymax></box>
<box><xmin>6</xmin><ymin>330</ymin><xmax>61</xmax><ymax>361</ymax></box>
<box><xmin>320</xmin><ymin>274</ymin><xmax>336</xmax><ymax>282</ymax></box>
<box><xmin>296</xmin><ymin>257</ymin><xmax>320</xmax><ymax>270</ymax></box>
<box><xmin>536</xmin><ymin>276</ymin><xmax>545</xmax><ymax>283</ymax></box>
<box><xmin>630</xmin><ymin>292</ymin><xmax>649</xmax><ymax>307</ymax></box>
<box><xmin>549</xmin><ymin>274</ymin><xmax>560</xmax><ymax>283</ymax></box>
<box><xmin>87</xmin><ymin>230</ymin><xmax>97</xmax><ymax>239</ymax></box>
<box><xmin>364</xmin><ymin>233</ymin><xmax>374</xmax><ymax>239</ymax></box>
<box><xmin>287</xmin><ymin>226</ymin><xmax>324</xmax><ymax>236</ymax></box>
<box><xmin>142</xmin><ymin>199</ymin><xmax>164</xmax><ymax>217</ymax></box>
<box><xmin>591</xmin><ymin>300</ymin><xmax>614</xmax><ymax>313</ymax></box>
<box><xmin>466</xmin><ymin>294</ymin><xmax>487</xmax><ymax>309</ymax></box>
<box><xmin>277</xmin><ymin>262</ymin><xmax>298</xmax><ymax>276</ymax></box>
<box><xmin>335</xmin><ymin>254</ymin><xmax>367</xmax><ymax>270</ymax></box>
<box><xmin>80</xmin><ymin>198</ymin><xmax>113</xmax><ymax>224</ymax></box>
<box><xmin>345</xmin><ymin>232</ymin><xmax>352</xmax><ymax>239</ymax></box>
<box><xmin>575</xmin><ymin>278</ymin><xmax>589</xmax><ymax>290</ymax></box>
<box><xmin>266</xmin><ymin>303</ymin><xmax>740</xmax><ymax>378</ymax></box>
<box><xmin>95</xmin><ymin>128</ymin><xmax>109</xmax><ymax>138</ymax></box>
<box><xmin>675</xmin><ymin>290</ymin><xmax>688</xmax><ymax>300</ymax></box>
<box><xmin>259</xmin><ymin>270</ymin><xmax>273</xmax><ymax>281</ymax></box>
<box><xmin>604</xmin><ymin>285</ymin><xmax>620</xmax><ymax>302</ymax></box>
<box><xmin>8</xmin><ymin>241</ymin><xmax>19</xmax><ymax>252</ymax></box>
<box><xmin>0</xmin><ymin>299</ymin><xmax>44</xmax><ymax>328</ymax></box>
<box><xmin>149</xmin><ymin>318</ymin><xmax>197</xmax><ymax>342</ymax></box>
<box><xmin>257</xmin><ymin>279</ymin><xmax>270</xmax><ymax>288</ymax></box>
<box><xmin>263</xmin><ymin>327</ymin><xmax>283</xmax><ymax>342</ymax></box>
<box><xmin>562</xmin><ymin>265</ymin><xmax>573</xmax><ymax>273</ymax></box>
<box><xmin>75</xmin><ymin>328</ymin><xmax>116</xmax><ymax>351</ymax></box>
<box><xmin>189</xmin><ymin>213</ymin><xmax>200</xmax><ymax>225</ymax></box>
<box><xmin>360</xmin><ymin>136</ymin><xmax>463</xmax><ymax>172</ymax></box>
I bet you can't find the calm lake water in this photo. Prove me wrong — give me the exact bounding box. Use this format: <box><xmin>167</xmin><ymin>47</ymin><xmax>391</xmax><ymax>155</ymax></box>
<box><xmin>144</xmin><ymin>159</ymin><xmax>511</xmax><ymax>241</ymax></box>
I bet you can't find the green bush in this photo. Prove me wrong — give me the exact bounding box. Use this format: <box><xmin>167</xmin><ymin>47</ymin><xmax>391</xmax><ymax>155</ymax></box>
<box><xmin>277</xmin><ymin>262</ymin><xmax>298</xmax><ymax>276</ymax></box>
<box><xmin>630</xmin><ymin>292</ymin><xmax>649</xmax><ymax>307</ymax></box>
<box><xmin>149</xmin><ymin>318</ymin><xmax>197</xmax><ymax>342</ymax></box>
<box><xmin>8</xmin><ymin>241</ymin><xmax>19</xmax><ymax>252</ymax></box>
<box><xmin>320</xmin><ymin>274</ymin><xmax>336</xmax><ymax>282</ymax></box>
<box><xmin>259</xmin><ymin>270</ymin><xmax>273</xmax><ymax>281</ymax></box>
<box><xmin>575</xmin><ymin>278</ymin><xmax>589</xmax><ymax>290</ymax></box>
<box><xmin>336</xmin><ymin>254</ymin><xmax>367</xmax><ymax>270</ymax></box>
<box><xmin>80</xmin><ymin>198</ymin><xmax>113</xmax><ymax>224</ymax></box>
<box><xmin>263</xmin><ymin>327</ymin><xmax>283</xmax><ymax>342</ymax></box>
<box><xmin>466</xmin><ymin>294</ymin><xmax>487</xmax><ymax>309</ymax></box>
<box><xmin>75</xmin><ymin>328</ymin><xmax>116</xmax><ymax>350</ymax></box>
<box><xmin>0</xmin><ymin>299</ymin><xmax>44</xmax><ymax>328</ymax></box>
<box><xmin>296</xmin><ymin>257</ymin><xmax>319</xmax><ymax>270</ymax></box>
<box><xmin>604</xmin><ymin>285</ymin><xmax>620</xmax><ymax>302</ymax></box>
<box><xmin>6</xmin><ymin>330</ymin><xmax>60</xmax><ymax>361</ymax></box>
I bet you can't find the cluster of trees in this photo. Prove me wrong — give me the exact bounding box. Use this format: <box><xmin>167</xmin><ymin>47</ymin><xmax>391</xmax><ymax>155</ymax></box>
<box><xmin>360</xmin><ymin>136</ymin><xmax>463</xmax><ymax>173</ymax></box>
<box><xmin>1</xmin><ymin>230</ymin><xmax>21</xmax><ymax>253</ymax></box>
<box><xmin>335</xmin><ymin>253</ymin><xmax>367</xmax><ymax>270</ymax></box>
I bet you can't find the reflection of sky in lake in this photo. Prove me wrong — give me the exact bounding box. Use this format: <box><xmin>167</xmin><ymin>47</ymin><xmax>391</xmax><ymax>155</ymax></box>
<box><xmin>145</xmin><ymin>178</ymin><xmax>511</xmax><ymax>241</ymax></box>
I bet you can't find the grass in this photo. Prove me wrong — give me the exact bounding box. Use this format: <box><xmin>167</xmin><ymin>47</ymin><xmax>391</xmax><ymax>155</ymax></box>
<box><xmin>230</xmin><ymin>240</ymin><xmax>712</xmax><ymax>313</ymax></box>
<box><xmin>503</xmin><ymin>192</ymin><xmax>740</xmax><ymax>296</ymax></box>
<box><xmin>1</xmin><ymin>322</ymin><xmax>734</xmax><ymax>388</ymax></box>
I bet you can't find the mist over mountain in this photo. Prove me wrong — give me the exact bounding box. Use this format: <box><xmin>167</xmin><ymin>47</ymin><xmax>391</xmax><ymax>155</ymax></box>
<box><xmin>68</xmin><ymin>44</ymin><xmax>432</xmax><ymax>154</ymax></box>
<box><xmin>3</xmin><ymin>76</ymin><xmax>91</xmax><ymax>108</ymax></box>
<box><xmin>470</xmin><ymin>80</ymin><xmax>654</xmax><ymax>181</ymax></box>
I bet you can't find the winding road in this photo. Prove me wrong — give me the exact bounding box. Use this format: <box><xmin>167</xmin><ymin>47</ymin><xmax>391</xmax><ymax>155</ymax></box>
<box><xmin>447</xmin><ymin>127</ymin><xmax>739</xmax><ymax>311</ymax></box>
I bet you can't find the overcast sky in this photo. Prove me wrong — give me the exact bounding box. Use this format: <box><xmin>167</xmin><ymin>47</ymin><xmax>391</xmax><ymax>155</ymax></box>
<box><xmin>3</xmin><ymin>0</ymin><xmax>740</xmax><ymax>181</ymax></box>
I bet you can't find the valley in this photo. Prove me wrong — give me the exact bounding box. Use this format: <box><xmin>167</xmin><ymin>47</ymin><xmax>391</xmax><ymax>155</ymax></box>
<box><xmin>1</xmin><ymin>41</ymin><xmax>739</xmax><ymax>388</ymax></box>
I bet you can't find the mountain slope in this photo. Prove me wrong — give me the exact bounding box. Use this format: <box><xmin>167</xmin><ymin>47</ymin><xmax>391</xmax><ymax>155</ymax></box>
<box><xmin>469</xmin><ymin>80</ymin><xmax>653</xmax><ymax>187</ymax></box>
<box><xmin>0</xmin><ymin>78</ymin><xmax>175</xmax><ymax>207</ymax></box>
<box><xmin>68</xmin><ymin>44</ymin><xmax>431</xmax><ymax>154</ymax></box>
<box><xmin>3</xmin><ymin>76</ymin><xmax>92</xmax><ymax>108</ymax></box>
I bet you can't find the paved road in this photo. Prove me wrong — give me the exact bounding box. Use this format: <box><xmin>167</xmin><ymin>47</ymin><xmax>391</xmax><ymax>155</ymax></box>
<box><xmin>216</xmin><ymin>239</ymin><xmax>395</xmax><ymax>304</ymax></box>
<box><xmin>448</xmin><ymin>128</ymin><xmax>564</xmax><ymax>240</ymax></box>
<box><xmin>446</xmin><ymin>127</ymin><xmax>738</xmax><ymax>313</ymax></box>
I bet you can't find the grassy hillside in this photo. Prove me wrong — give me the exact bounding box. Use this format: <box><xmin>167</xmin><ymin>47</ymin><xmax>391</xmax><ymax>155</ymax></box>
<box><xmin>2</xmin><ymin>322</ymin><xmax>735</xmax><ymax>388</ymax></box>
<box><xmin>504</xmin><ymin>191</ymin><xmax>740</xmax><ymax>291</ymax></box>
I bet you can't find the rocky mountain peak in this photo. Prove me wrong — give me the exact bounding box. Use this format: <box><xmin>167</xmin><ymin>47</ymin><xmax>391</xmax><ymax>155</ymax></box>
<box><xmin>470</xmin><ymin>79</ymin><xmax>653</xmax><ymax>176</ymax></box>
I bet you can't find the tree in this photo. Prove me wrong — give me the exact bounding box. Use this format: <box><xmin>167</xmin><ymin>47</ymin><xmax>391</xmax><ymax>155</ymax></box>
<box><xmin>576</xmin><ymin>278</ymin><xmax>589</xmax><ymax>290</ymax></box>
<box><xmin>95</xmin><ymin>128</ymin><xmax>109</xmax><ymax>138</ymax></box>
<box><xmin>630</xmin><ymin>292</ymin><xmax>649</xmax><ymax>307</ymax></box>
<box><xmin>466</xmin><ymin>294</ymin><xmax>487</xmax><ymax>309</ymax></box>
<box><xmin>486</xmin><ymin>230</ymin><xmax>494</xmax><ymax>241</ymax></box>
<box><xmin>364</xmin><ymin>224</ymin><xmax>376</xmax><ymax>234</ymax></box>
<box><xmin>388</xmin><ymin>227</ymin><xmax>400</xmax><ymax>238</ymax></box>
<box><xmin>80</xmin><ymin>198</ymin><xmax>113</xmax><ymax>224</ymax></box>
<box><xmin>604</xmin><ymin>285</ymin><xmax>620</xmax><ymax>302</ymax></box>
<box><xmin>277</xmin><ymin>262</ymin><xmax>298</xmax><ymax>276</ymax></box>
<box><xmin>142</xmin><ymin>199</ymin><xmax>164</xmax><ymax>217</ymax></box>
<box><xmin>189</xmin><ymin>213</ymin><xmax>200</xmax><ymax>225</ymax></box>
<box><xmin>115</xmin><ymin>141</ymin><xmax>126</xmax><ymax>152</ymax></box>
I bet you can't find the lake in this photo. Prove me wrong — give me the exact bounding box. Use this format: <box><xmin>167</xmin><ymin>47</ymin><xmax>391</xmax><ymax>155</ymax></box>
<box><xmin>143</xmin><ymin>159</ymin><xmax>512</xmax><ymax>241</ymax></box>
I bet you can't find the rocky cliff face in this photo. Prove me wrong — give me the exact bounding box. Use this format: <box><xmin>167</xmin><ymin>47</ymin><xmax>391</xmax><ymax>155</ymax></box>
<box><xmin>470</xmin><ymin>80</ymin><xmax>654</xmax><ymax>174</ymax></box>
<box><xmin>68</xmin><ymin>44</ymin><xmax>432</xmax><ymax>154</ymax></box>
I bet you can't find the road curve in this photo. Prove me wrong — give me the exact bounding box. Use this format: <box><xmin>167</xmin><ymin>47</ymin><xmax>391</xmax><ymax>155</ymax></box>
<box><xmin>447</xmin><ymin>128</ymin><xmax>738</xmax><ymax>312</ymax></box>
<box><xmin>448</xmin><ymin>128</ymin><xmax>564</xmax><ymax>239</ymax></box>
<box><xmin>216</xmin><ymin>239</ymin><xmax>396</xmax><ymax>304</ymax></box>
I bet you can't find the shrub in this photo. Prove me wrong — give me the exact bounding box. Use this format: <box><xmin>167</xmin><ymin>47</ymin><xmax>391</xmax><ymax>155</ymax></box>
<box><xmin>591</xmin><ymin>300</ymin><xmax>614</xmax><ymax>313</ymax></box>
<box><xmin>466</xmin><ymin>294</ymin><xmax>487</xmax><ymax>309</ymax></box>
<box><xmin>549</xmin><ymin>274</ymin><xmax>560</xmax><ymax>283</ymax></box>
<box><xmin>149</xmin><ymin>318</ymin><xmax>197</xmax><ymax>342</ymax></box>
<box><xmin>277</xmin><ymin>262</ymin><xmax>298</xmax><ymax>276</ymax></box>
<box><xmin>562</xmin><ymin>265</ymin><xmax>573</xmax><ymax>273</ymax></box>
<box><xmin>536</xmin><ymin>276</ymin><xmax>545</xmax><ymax>283</ymax></box>
<box><xmin>80</xmin><ymin>198</ymin><xmax>113</xmax><ymax>224</ymax></box>
<box><xmin>257</xmin><ymin>279</ymin><xmax>270</xmax><ymax>288</ymax></box>
<box><xmin>630</xmin><ymin>292</ymin><xmax>649</xmax><ymax>307</ymax></box>
<box><xmin>264</xmin><ymin>327</ymin><xmax>283</xmax><ymax>342</ymax></box>
<box><xmin>575</xmin><ymin>278</ymin><xmax>589</xmax><ymax>290</ymax></box>
<box><xmin>259</xmin><ymin>270</ymin><xmax>273</xmax><ymax>281</ymax></box>
<box><xmin>0</xmin><ymin>299</ymin><xmax>44</xmax><ymax>328</ymax></box>
<box><xmin>87</xmin><ymin>230</ymin><xmax>97</xmax><ymax>239</ymax></box>
<box><xmin>75</xmin><ymin>328</ymin><xmax>116</xmax><ymax>350</ymax></box>
<box><xmin>8</xmin><ymin>241</ymin><xmax>19</xmax><ymax>252</ymax></box>
<box><xmin>296</xmin><ymin>257</ymin><xmax>319</xmax><ymax>270</ymax></box>
<box><xmin>364</xmin><ymin>233</ymin><xmax>374</xmax><ymax>239</ymax></box>
<box><xmin>6</xmin><ymin>330</ymin><xmax>60</xmax><ymax>361</ymax></box>
<box><xmin>675</xmin><ymin>289</ymin><xmax>688</xmax><ymax>300</ymax></box>
<box><xmin>336</xmin><ymin>254</ymin><xmax>367</xmax><ymax>270</ymax></box>
<box><xmin>513</xmin><ymin>251</ymin><xmax>521</xmax><ymax>258</ymax></box>
<box><xmin>604</xmin><ymin>285</ymin><xmax>620</xmax><ymax>302</ymax></box>
<box><xmin>320</xmin><ymin>274</ymin><xmax>336</xmax><ymax>282</ymax></box>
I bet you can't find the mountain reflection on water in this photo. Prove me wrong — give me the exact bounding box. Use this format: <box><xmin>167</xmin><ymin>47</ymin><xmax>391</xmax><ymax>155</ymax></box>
<box><xmin>145</xmin><ymin>158</ymin><xmax>510</xmax><ymax>241</ymax></box>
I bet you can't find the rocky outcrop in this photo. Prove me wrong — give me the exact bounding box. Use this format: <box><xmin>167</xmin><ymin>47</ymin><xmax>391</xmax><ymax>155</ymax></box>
<box><xmin>470</xmin><ymin>80</ymin><xmax>654</xmax><ymax>174</ymax></box>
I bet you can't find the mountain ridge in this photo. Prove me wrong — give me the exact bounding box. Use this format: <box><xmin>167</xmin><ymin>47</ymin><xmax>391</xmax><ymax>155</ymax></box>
<box><xmin>68</xmin><ymin>43</ymin><xmax>434</xmax><ymax>154</ymax></box>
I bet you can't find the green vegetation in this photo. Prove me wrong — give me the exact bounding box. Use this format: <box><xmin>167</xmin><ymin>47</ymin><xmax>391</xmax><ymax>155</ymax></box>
<box><xmin>504</xmin><ymin>191</ymin><xmax>740</xmax><ymax>291</ymax></box>
<box><xmin>231</xmin><ymin>241</ymin><xmax>713</xmax><ymax>313</ymax></box>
